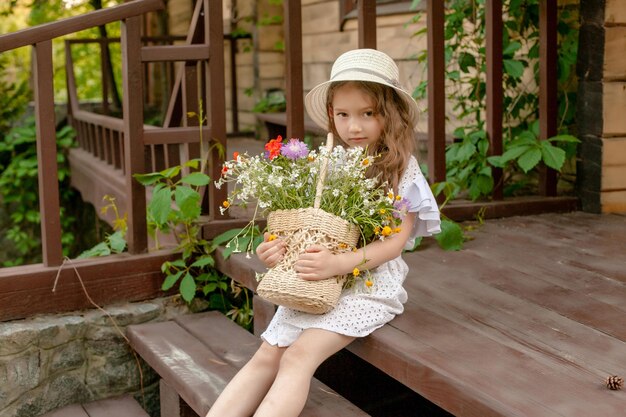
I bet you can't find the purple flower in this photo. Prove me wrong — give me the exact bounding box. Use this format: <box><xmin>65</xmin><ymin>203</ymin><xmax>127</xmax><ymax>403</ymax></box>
<box><xmin>393</xmin><ymin>197</ymin><xmax>411</xmax><ymax>219</ymax></box>
<box><xmin>280</xmin><ymin>138</ymin><xmax>309</xmax><ymax>160</ymax></box>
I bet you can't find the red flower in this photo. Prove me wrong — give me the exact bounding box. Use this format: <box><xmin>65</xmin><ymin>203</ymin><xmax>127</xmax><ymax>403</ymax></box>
<box><xmin>233</xmin><ymin>151</ymin><xmax>239</xmax><ymax>160</ymax></box>
<box><xmin>265</xmin><ymin>135</ymin><xmax>283</xmax><ymax>160</ymax></box>
<box><xmin>222</xmin><ymin>166</ymin><xmax>228</xmax><ymax>175</ymax></box>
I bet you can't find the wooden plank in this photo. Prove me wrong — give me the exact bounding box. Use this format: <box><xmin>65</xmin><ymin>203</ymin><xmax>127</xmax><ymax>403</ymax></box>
<box><xmin>0</xmin><ymin>251</ymin><xmax>176</xmax><ymax>322</ymax></box>
<box><xmin>127</xmin><ymin>320</ymin><xmax>234</xmax><ymax>415</ymax></box>
<box><xmin>175</xmin><ymin>312</ymin><xmax>371</xmax><ymax>417</ymax></box>
<box><xmin>83</xmin><ymin>395</ymin><xmax>149</xmax><ymax>417</ymax></box>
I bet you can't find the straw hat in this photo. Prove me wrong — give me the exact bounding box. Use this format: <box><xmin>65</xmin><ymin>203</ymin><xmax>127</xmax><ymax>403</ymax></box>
<box><xmin>304</xmin><ymin>48</ymin><xmax>420</xmax><ymax>131</ymax></box>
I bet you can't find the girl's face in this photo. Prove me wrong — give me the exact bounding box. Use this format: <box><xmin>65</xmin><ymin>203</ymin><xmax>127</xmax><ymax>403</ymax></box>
<box><xmin>330</xmin><ymin>83</ymin><xmax>384</xmax><ymax>149</ymax></box>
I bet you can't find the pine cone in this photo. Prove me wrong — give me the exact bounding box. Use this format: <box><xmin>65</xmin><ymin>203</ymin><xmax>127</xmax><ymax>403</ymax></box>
<box><xmin>606</xmin><ymin>375</ymin><xmax>624</xmax><ymax>390</ymax></box>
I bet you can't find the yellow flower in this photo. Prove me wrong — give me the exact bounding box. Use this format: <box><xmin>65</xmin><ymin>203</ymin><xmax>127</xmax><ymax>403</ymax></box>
<box><xmin>222</xmin><ymin>201</ymin><xmax>230</xmax><ymax>208</ymax></box>
<box><xmin>394</xmin><ymin>227</ymin><xmax>402</xmax><ymax>234</ymax></box>
<box><xmin>381</xmin><ymin>226</ymin><xmax>392</xmax><ymax>237</ymax></box>
<box><xmin>365</xmin><ymin>279</ymin><xmax>373</xmax><ymax>288</ymax></box>
<box><xmin>379</xmin><ymin>208</ymin><xmax>386</xmax><ymax>214</ymax></box>
<box><xmin>307</xmin><ymin>155</ymin><xmax>315</xmax><ymax>162</ymax></box>
<box><xmin>374</xmin><ymin>226</ymin><xmax>381</xmax><ymax>235</ymax></box>
<box><xmin>362</xmin><ymin>158</ymin><xmax>370</xmax><ymax>166</ymax></box>
<box><xmin>352</xmin><ymin>268</ymin><xmax>360</xmax><ymax>277</ymax></box>
<box><xmin>268</xmin><ymin>234</ymin><xmax>278</xmax><ymax>242</ymax></box>
<box><xmin>388</xmin><ymin>192</ymin><xmax>394</xmax><ymax>199</ymax></box>
<box><xmin>338</xmin><ymin>243</ymin><xmax>348</xmax><ymax>249</ymax></box>
<box><xmin>395</xmin><ymin>195</ymin><xmax>402</xmax><ymax>201</ymax></box>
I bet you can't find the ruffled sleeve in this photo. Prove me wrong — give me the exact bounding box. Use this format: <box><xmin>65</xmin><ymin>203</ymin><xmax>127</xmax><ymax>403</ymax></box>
<box><xmin>399</xmin><ymin>157</ymin><xmax>441</xmax><ymax>248</ymax></box>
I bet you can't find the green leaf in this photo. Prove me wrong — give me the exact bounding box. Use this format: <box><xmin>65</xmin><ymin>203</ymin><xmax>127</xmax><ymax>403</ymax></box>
<box><xmin>503</xmin><ymin>41</ymin><xmax>522</xmax><ymax>57</ymax></box>
<box><xmin>148</xmin><ymin>186</ymin><xmax>172</xmax><ymax>226</ymax></box>
<box><xmin>179</xmin><ymin>272</ymin><xmax>197</xmax><ymax>303</ymax></box>
<box><xmin>540</xmin><ymin>142</ymin><xmax>566</xmax><ymax>170</ymax></box>
<box><xmin>191</xmin><ymin>255</ymin><xmax>215</xmax><ymax>268</ymax></box>
<box><xmin>435</xmin><ymin>219</ymin><xmax>464</xmax><ymax>251</ymax></box>
<box><xmin>503</xmin><ymin>59</ymin><xmax>525</xmax><ymax>78</ymax></box>
<box><xmin>548</xmin><ymin>134</ymin><xmax>580</xmax><ymax>143</ymax></box>
<box><xmin>108</xmin><ymin>231</ymin><xmax>127</xmax><ymax>253</ymax></box>
<box><xmin>162</xmin><ymin>271</ymin><xmax>183</xmax><ymax>291</ymax></box>
<box><xmin>77</xmin><ymin>242</ymin><xmax>110</xmax><ymax>258</ymax></box>
<box><xmin>175</xmin><ymin>186</ymin><xmax>201</xmax><ymax>220</ymax></box>
<box><xmin>133</xmin><ymin>172</ymin><xmax>164</xmax><ymax>186</ymax></box>
<box><xmin>181</xmin><ymin>172</ymin><xmax>210</xmax><ymax>186</ymax></box>
<box><xmin>517</xmin><ymin>148</ymin><xmax>542</xmax><ymax>173</ymax></box>
<box><xmin>160</xmin><ymin>165</ymin><xmax>181</xmax><ymax>179</ymax></box>
<box><xmin>213</xmin><ymin>228</ymin><xmax>246</xmax><ymax>246</ymax></box>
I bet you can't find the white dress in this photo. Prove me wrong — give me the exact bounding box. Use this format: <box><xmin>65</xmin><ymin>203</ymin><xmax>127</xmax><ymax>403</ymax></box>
<box><xmin>261</xmin><ymin>156</ymin><xmax>441</xmax><ymax>347</ymax></box>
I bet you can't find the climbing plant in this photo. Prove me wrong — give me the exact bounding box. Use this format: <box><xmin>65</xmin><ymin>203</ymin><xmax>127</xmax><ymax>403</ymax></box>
<box><xmin>412</xmin><ymin>0</ymin><xmax>580</xmax><ymax>200</ymax></box>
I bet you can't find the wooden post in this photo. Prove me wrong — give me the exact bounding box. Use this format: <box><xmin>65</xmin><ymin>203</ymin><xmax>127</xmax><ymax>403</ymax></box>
<box><xmin>427</xmin><ymin>0</ymin><xmax>446</xmax><ymax>185</ymax></box>
<box><xmin>358</xmin><ymin>0</ymin><xmax>376</xmax><ymax>49</ymax></box>
<box><xmin>33</xmin><ymin>41</ymin><xmax>63</xmax><ymax>267</ymax></box>
<box><xmin>121</xmin><ymin>16</ymin><xmax>148</xmax><ymax>253</ymax></box>
<box><xmin>539</xmin><ymin>0</ymin><xmax>558</xmax><ymax>196</ymax></box>
<box><xmin>486</xmin><ymin>0</ymin><xmax>504</xmax><ymax>200</ymax></box>
<box><xmin>284</xmin><ymin>0</ymin><xmax>305</xmax><ymax>140</ymax></box>
<box><xmin>204</xmin><ymin>0</ymin><xmax>228</xmax><ymax>218</ymax></box>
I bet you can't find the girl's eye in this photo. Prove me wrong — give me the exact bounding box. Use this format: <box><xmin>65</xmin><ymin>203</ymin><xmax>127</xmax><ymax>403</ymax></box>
<box><xmin>335</xmin><ymin>112</ymin><xmax>348</xmax><ymax>118</ymax></box>
<box><xmin>363</xmin><ymin>111</ymin><xmax>374</xmax><ymax>117</ymax></box>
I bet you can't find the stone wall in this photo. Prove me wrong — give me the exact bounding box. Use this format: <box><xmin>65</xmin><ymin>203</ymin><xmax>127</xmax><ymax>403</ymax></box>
<box><xmin>0</xmin><ymin>297</ymin><xmax>191</xmax><ymax>417</ymax></box>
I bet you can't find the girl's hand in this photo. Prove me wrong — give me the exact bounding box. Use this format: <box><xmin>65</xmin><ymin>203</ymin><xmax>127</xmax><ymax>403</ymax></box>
<box><xmin>294</xmin><ymin>245</ymin><xmax>340</xmax><ymax>281</ymax></box>
<box><xmin>256</xmin><ymin>232</ymin><xmax>285</xmax><ymax>268</ymax></box>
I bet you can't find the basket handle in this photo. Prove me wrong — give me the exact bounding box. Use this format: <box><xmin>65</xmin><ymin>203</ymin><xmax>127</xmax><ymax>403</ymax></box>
<box><xmin>313</xmin><ymin>132</ymin><xmax>334</xmax><ymax>209</ymax></box>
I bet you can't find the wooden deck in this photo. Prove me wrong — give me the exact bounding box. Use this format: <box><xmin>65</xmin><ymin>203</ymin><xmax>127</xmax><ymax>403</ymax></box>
<box><xmin>216</xmin><ymin>211</ymin><xmax>626</xmax><ymax>417</ymax></box>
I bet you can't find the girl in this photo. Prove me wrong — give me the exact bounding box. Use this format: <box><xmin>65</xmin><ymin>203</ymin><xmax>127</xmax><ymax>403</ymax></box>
<box><xmin>206</xmin><ymin>48</ymin><xmax>440</xmax><ymax>417</ymax></box>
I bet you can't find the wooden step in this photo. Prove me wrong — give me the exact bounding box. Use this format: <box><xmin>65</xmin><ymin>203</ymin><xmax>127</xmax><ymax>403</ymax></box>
<box><xmin>126</xmin><ymin>311</ymin><xmax>370</xmax><ymax>417</ymax></box>
<box><xmin>40</xmin><ymin>395</ymin><xmax>149</xmax><ymax>417</ymax></box>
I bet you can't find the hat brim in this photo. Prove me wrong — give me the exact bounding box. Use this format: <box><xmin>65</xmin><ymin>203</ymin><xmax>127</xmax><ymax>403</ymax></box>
<box><xmin>304</xmin><ymin>74</ymin><xmax>421</xmax><ymax>132</ymax></box>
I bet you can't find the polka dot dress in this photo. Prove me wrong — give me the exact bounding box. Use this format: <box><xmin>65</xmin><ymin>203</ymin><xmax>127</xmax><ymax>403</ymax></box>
<box><xmin>261</xmin><ymin>156</ymin><xmax>441</xmax><ymax>347</ymax></box>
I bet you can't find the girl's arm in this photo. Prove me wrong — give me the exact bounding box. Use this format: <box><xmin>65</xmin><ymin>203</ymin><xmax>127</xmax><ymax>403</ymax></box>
<box><xmin>294</xmin><ymin>212</ymin><xmax>417</xmax><ymax>281</ymax></box>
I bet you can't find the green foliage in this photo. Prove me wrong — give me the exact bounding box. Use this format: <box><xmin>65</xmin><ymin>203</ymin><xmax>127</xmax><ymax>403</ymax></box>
<box><xmin>0</xmin><ymin>117</ymin><xmax>80</xmax><ymax>265</ymax></box>
<box><xmin>413</xmin><ymin>0</ymin><xmax>580</xmax><ymax>200</ymax></box>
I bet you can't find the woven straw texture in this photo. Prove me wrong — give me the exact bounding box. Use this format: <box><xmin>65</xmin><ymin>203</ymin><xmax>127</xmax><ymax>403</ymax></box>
<box><xmin>257</xmin><ymin>207</ymin><xmax>360</xmax><ymax>314</ymax></box>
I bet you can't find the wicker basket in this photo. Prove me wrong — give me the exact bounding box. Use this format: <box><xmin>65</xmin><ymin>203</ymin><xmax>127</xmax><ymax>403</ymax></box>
<box><xmin>257</xmin><ymin>208</ymin><xmax>360</xmax><ymax>314</ymax></box>
<box><xmin>256</xmin><ymin>133</ymin><xmax>360</xmax><ymax>314</ymax></box>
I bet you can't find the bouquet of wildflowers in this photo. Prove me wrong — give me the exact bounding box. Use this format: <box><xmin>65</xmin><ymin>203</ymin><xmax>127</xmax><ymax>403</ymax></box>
<box><xmin>217</xmin><ymin>135</ymin><xmax>409</xmax><ymax>249</ymax></box>
<box><xmin>216</xmin><ymin>134</ymin><xmax>409</xmax><ymax>313</ymax></box>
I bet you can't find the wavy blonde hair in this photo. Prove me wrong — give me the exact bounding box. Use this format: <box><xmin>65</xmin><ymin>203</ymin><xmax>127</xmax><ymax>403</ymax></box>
<box><xmin>326</xmin><ymin>81</ymin><xmax>416</xmax><ymax>193</ymax></box>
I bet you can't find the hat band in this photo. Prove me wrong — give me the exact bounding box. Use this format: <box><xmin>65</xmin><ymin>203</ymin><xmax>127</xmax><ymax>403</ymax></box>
<box><xmin>331</xmin><ymin>67</ymin><xmax>401</xmax><ymax>89</ymax></box>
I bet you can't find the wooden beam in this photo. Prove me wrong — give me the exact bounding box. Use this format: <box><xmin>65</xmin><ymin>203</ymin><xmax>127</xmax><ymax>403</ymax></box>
<box><xmin>0</xmin><ymin>0</ymin><xmax>164</xmax><ymax>52</ymax></box>
<box><xmin>284</xmin><ymin>0</ymin><xmax>305</xmax><ymax>140</ymax></box>
<box><xmin>427</xmin><ymin>0</ymin><xmax>446</xmax><ymax>184</ymax></box>
<box><xmin>34</xmin><ymin>41</ymin><xmax>63</xmax><ymax>267</ymax></box>
<box><xmin>539</xmin><ymin>0</ymin><xmax>558</xmax><ymax>196</ymax></box>
<box><xmin>141</xmin><ymin>44</ymin><xmax>210</xmax><ymax>62</ymax></box>
<box><xmin>358</xmin><ymin>0</ymin><xmax>377</xmax><ymax>49</ymax></box>
<box><xmin>121</xmin><ymin>16</ymin><xmax>148</xmax><ymax>253</ymax></box>
<box><xmin>0</xmin><ymin>251</ymin><xmax>177</xmax><ymax>322</ymax></box>
<box><xmin>486</xmin><ymin>0</ymin><xmax>504</xmax><ymax>200</ymax></box>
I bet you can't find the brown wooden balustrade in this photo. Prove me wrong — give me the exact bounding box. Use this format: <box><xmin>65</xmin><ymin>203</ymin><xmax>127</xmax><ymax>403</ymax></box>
<box><xmin>0</xmin><ymin>0</ymin><xmax>577</xmax><ymax>321</ymax></box>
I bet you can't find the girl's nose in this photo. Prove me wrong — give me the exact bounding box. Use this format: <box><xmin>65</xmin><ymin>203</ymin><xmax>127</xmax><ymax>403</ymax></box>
<box><xmin>348</xmin><ymin>119</ymin><xmax>362</xmax><ymax>133</ymax></box>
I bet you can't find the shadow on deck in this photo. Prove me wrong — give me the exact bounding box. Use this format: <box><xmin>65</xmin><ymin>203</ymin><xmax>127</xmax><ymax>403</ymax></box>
<box><xmin>217</xmin><ymin>211</ymin><xmax>626</xmax><ymax>417</ymax></box>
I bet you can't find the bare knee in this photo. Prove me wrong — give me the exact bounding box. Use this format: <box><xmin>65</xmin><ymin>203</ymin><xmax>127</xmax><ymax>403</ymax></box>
<box><xmin>278</xmin><ymin>343</ymin><xmax>317</xmax><ymax>375</ymax></box>
<box><xmin>247</xmin><ymin>342</ymin><xmax>284</xmax><ymax>371</ymax></box>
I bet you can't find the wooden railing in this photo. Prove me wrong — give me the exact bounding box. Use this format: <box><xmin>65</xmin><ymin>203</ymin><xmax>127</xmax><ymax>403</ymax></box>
<box><xmin>0</xmin><ymin>0</ymin><xmax>577</xmax><ymax>322</ymax></box>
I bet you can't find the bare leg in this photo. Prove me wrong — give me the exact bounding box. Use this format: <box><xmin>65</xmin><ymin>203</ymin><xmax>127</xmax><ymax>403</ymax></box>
<box><xmin>206</xmin><ymin>342</ymin><xmax>285</xmax><ymax>417</ymax></box>
<box><xmin>254</xmin><ymin>329</ymin><xmax>354</xmax><ymax>417</ymax></box>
